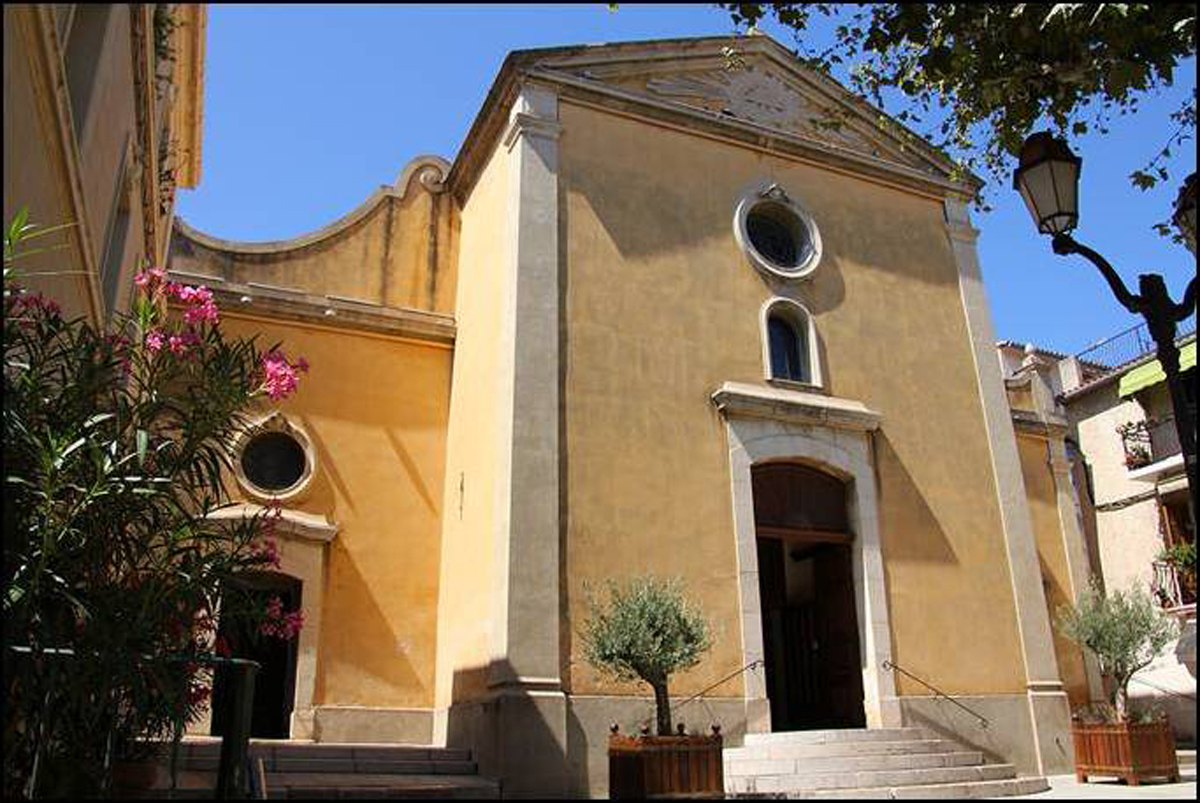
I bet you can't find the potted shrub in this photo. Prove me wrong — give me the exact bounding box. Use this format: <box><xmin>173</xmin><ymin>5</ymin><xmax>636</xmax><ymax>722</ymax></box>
<box><xmin>582</xmin><ymin>576</ymin><xmax>722</xmax><ymax>800</ymax></box>
<box><xmin>1057</xmin><ymin>583</ymin><xmax>1182</xmax><ymax>785</ymax></box>
<box><xmin>1158</xmin><ymin>542</ymin><xmax>1197</xmax><ymax>604</ymax></box>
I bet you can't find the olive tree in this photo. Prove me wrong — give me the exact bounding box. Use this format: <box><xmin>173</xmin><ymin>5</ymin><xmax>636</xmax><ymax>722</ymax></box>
<box><xmin>581</xmin><ymin>576</ymin><xmax>712</xmax><ymax>736</ymax></box>
<box><xmin>1057</xmin><ymin>583</ymin><xmax>1179</xmax><ymax>722</ymax></box>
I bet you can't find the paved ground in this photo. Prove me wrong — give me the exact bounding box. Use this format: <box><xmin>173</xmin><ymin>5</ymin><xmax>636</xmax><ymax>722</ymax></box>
<box><xmin>991</xmin><ymin>768</ymin><xmax>1197</xmax><ymax>800</ymax></box>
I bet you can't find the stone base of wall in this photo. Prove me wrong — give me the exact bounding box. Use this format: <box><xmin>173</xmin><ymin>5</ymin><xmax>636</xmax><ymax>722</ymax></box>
<box><xmin>890</xmin><ymin>691</ymin><xmax>1074</xmax><ymax>776</ymax></box>
<box><xmin>440</xmin><ymin>692</ymin><xmax>750</xmax><ymax>798</ymax></box>
<box><xmin>311</xmin><ymin>706</ymin><xmax>433</xmax><ymax>745</ymax></box>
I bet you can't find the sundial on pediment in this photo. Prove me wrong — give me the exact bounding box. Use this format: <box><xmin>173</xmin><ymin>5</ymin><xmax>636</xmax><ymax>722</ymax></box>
<box><xmin>571</xmin><ymin>62</ymin><xmax>924</xmax><ymax>169</ymax></box>
<box><xmin>643</xmin><ymin>67</ymin><xmax>877</xmax><ymax>154</ymax></box>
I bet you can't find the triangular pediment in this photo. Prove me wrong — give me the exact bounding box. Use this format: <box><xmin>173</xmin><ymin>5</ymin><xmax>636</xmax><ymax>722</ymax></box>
<box><xmin>522</xmin><ymin>36</ymin><xmax>963</xmax><ymax>185</ymax></box>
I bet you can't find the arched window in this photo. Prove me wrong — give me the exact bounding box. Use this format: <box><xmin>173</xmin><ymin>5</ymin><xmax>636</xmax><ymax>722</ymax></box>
<box><xmin>761</xmin><ymin>298</ymin><xmax>821</xmax><ymax>387</ymax></box>
<box><xmin>768</xmin><ymin>315</ymin><xmax>807</xmax><ymax>382</ymax></box>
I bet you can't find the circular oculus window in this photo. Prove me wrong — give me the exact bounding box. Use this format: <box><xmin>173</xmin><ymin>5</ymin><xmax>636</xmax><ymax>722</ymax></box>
<box><xmin>734</xmin><ymin>190</ymin><xmax>822</xmax><ymax>280</ymax></box>
<box><xmin>240</xmin><ymin>430</ymin><xmax>308</xmax><ymax>495</ymax></box>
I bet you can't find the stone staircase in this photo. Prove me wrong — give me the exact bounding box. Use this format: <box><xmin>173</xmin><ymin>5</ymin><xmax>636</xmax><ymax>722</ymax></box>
<box><xmin>725</xmin><ymin>728</ymin><xmax>1049</xmax><ymax>799</ymax></box>
<box><xmin>117</xmin><ymin>738</ymin><xmax>500</xmax><ymax>799</ymax></box>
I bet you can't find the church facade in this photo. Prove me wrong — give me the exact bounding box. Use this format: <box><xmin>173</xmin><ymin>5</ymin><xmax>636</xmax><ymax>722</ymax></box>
<box><xmin>167</xmin><ymin>36</ymin><xmax>1091</xmax><ymax>797</ymax></box>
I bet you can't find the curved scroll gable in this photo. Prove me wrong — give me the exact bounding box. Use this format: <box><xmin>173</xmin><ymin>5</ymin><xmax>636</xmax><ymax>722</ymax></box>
<box><xmin>168</xmin><ymin>155</ymin><xmax>456</xmax><ymax>315</ymax></box>
<box><xmin>174</xmin><ymin>155</ymin><xmax>450</xmax><ymax>256</ymax></box>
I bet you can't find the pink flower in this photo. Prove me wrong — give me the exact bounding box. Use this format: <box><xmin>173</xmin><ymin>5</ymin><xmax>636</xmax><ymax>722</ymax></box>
<box><xmin>145</xmin><ymin>329</ymin><xmax>166</xmax><ymax>352</ymax></box>
<box><xmin>259</xmin><ymin>595</ymin><xmax>304</xmax><ymax>640</ymax></box>
<box><xmin>134</xmin><ymin>266</ymin><xmax>167</xmax><ymax>290</ymax></box>
<box><xmin>166</xmin><ymin>283</ymin><xmax>220</xmax><ymax>326</ymax></box>
<box><xmin>259</xmin><ymin>350</ymin><xmax>307</xmax><ymax>401</ymax></box>
<box><xmin>166</xmin><ymin>329</ymin><xmax>201</xmax><ymax>355</ymax></box>
<box><xmin>251</xmin><ymin>536</ymin><xmax>282</xmax><ymax>570</ymax></box>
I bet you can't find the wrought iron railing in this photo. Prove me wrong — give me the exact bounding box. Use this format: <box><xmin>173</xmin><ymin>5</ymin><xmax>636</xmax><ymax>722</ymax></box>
<box><xmin>1076</xmin><ymin>320</ymin><xmax>1195</xmax><ymax>373</ymax></box>
<box><xmin>1151</xmin><ymin>560</ymin><xmax>1195</xmax><ymax>609</ymax></box>
<box><xmin>626</xmin><ymin>659</ymin><xmax>765</xmax><ymax>735</ymax></box>
<box><xmin>881</xmin><ymin>659</ymin><xmax>989</xmax><ymax>729</ymax></box>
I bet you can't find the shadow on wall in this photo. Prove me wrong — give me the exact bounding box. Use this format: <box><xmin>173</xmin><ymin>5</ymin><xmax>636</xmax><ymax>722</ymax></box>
<box><xmin>902</xmin><ymin>701</ymin><xmax>1008</xmax><ymax>768</ymax></box>
<box><xmin>314</xmin><ymin>540</ymin><xmax>424</xmax><ymax>705</ymax></box>
<box><xmin>446</xmin><ymin>660</ymin><xmax>570</xmax><ymax>798</ymax></box>
<box><xmin>873</xmin><ymin>431</ymin><xmax>959</xmax><ymax>565</ymax></box>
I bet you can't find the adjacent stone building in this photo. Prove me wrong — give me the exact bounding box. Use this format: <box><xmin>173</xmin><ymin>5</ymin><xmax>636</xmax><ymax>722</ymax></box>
<box><xmin>4</xmin><ymin>4</ymin><xmax>205</xmax><ymax>322</ymax></box>
<box><xmin>158</xmin><ymin>35</ymin><xmax>1093</xmax><ymax>796</ymax></box>
<box><xmin>998</xmin><ymin>328</ymin><xmax>1197</xmax><ymax>745</ymax></box>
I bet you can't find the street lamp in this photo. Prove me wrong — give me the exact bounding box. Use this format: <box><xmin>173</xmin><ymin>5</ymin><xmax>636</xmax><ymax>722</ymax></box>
<box><xmin>1014</xmin><ymin>132</ymin><xmax>1197</xmax><ymax>537</ymax></box>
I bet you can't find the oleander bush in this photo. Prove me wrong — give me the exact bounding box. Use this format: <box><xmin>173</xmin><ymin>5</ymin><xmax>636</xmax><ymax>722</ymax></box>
<box><xmin>3</xmin><ymin>210</ymin><xmax>308</xmax><ymax>797</ymax></box>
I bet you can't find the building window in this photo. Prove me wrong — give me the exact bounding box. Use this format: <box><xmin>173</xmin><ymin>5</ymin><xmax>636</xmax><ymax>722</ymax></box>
<box><xmin>734</xmin><ymin>182</ymin><xmax>823</xmax><ymax>280</ymax></box>
<box><xmin>769</xmin><ymin>315</ymin><xmax>807</xmax><ymax>382</ymax></box>
<box><xmin>64</xmin><ymin>3</ymin><xmax>112</xmax><ymax>143</ymax></box>
<box><xmin>100</xmin><ymin>137</ymin><xmax>132</xmax><ymax>317</ymax></box>
<box><xmin>232</xmin><ymin>414</ymin><xmax>316</xmax><ymax>502</ymax></box>
<box><xmin>761</xmin><ymin>297</ymin><xmax>821</xmax><ymax>387</ymax></box>
<box><xmin>242</xmin><ymin>432</ymin><xmax>307</xmax><ymax>493</ymax></box>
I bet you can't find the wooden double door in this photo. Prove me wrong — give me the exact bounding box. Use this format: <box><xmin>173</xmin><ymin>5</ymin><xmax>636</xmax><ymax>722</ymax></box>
<box><xmin>758</xmin><ymin>538</ymin><xmax>866</xmax><ymax>731</ymax></box>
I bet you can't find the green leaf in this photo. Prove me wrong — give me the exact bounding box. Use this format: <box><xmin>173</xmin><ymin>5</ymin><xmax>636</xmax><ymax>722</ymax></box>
<box><xmin>137</xmin><ymin>429</ymin><xmax>149</xmax><ymax>467</ymax></box>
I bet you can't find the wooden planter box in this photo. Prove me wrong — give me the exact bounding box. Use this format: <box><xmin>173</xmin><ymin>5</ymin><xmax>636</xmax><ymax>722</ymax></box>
<box><xmin>608</xmin><ymin>732</ymin><xmax>724</xmax><ymax>799</ymax></box>
<box><xmin>1072</xmin><ymin>718</ymin><xmax>1180</xmax><ymax>785</ymax></box>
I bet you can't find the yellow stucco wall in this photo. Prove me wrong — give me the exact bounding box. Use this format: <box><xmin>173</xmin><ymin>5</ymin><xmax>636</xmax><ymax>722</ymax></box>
<box><xmin>433</xmin><ymin>143</ymin><xmax>509</xmax><ymax>707</ymax></box>
<box><xmin>557</xmin><ymin>101</ymin><xmax>1027</xmax><ymax>699</ymax></box>
<box><xmin>1017</xmin><ymin>434</ymin><xmax>1091</xmax><ymax>707</ymax></box>
<box><xmin>216</xmin><ymin>312</ymin><xmax>451</xmax><ymax>709</ymax></box>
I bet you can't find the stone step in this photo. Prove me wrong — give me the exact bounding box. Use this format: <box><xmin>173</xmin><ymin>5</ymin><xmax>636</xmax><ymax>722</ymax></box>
<box><xmin>726</xmin><ymin>739</ymin><xmax>965</xmax><ymax>761</ymax></box>
<box><xmin>1179</xmin><ymin>749</ymin><xmax>1196</xmax><ymax>768</ymax></box>
<box><xmin>726</xmin><ymin>750</ymin><xmax>985</xmax><ymax>777</ymax></box>
<box><xmin>727</xmin><ymin>763</ymin><xmax>1016</xmax><ymax>795</ymax></box>
<box><xmin>262</xmin><ymin>772</ymin><xmax>500</xmax><ymax>799</ymax></box>
<box><xmin>175</xmin><ymin>754</ymin><xmax>477</xmax><ymax>775</ymax></box>
<box><xmin>177</xmin><ymin>738</ymin><xmax>471</xmax><ymax>762</ymax></box>
<box><xmin>782</xmin><ymin>776</ymin><xmax>1050</xmax><ymax>799</ymax></box>
<box><xmin>115</xmin><ymin>770</ymin><xmax>499</xmax><ymax>800</ymax></box>
<box><xmin>743</xmin><ymin>728</ymin><xmax>932</xmax><ymax>746</ymax></box>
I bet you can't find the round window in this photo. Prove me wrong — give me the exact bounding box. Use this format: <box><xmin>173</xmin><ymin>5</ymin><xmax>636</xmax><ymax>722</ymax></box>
<box><xmin>734</xmin><ymin>187</ymin><xmax>822</xmax><ymax>280</ymax></box>
<box><xmin>241</xmin><ymin>431</ymin><xmax>307</xmax><ymax>493</ymax></box>
<box><xmin>746</xmin><ymin>202</ymin><xmax>806</xmax><ymax>269</ymax></box>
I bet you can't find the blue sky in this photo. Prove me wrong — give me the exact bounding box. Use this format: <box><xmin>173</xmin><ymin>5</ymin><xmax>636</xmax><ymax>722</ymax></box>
<box><xmin>176</xmin><ymin>4</ymin><xmax>1196</xmax><ymax>356</ymax></box>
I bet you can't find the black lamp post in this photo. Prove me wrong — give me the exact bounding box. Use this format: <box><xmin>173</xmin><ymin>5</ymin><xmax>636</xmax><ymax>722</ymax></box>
<box><xmin>1014</xmin><ymin>132</ymin><xmax>1197</xmax><ymax>537</ymax></box>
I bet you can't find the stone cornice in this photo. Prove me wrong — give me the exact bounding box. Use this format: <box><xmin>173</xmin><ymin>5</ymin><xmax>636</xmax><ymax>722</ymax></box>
<box><xmin>502</xmin><ymin>112</ymin><xmax>563</xmax><ymax>151</ymax></box>
<box><xmin>168</xmin><ymin>270</ymin><xmax>456</xmax><ymax>345</ymax></box>
<box><xmin>711</xmin><ymin>381</ymin><xmax>881</xmax><ymax>432</ymax></box>
<box><xmin>206</xmin><ymin>503</ymin><xmax>338</xmax><ymax>544</ymax></box>
<box><xmin>1010</xmin><ymin>410</ymin><xmax>1069</xmax><ymax>440</ymax></box>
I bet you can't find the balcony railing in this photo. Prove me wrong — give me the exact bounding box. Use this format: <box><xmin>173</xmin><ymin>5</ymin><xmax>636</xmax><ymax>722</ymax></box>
<box><xmin>1118</xmin><ymin>417</ymin><xmax>1182</xmax><ymax>470</ymax></box>
<box><xmin>1076</xmin><ymin>321</ymin><xmax>1196</xmax><ymax>374</ymax></box>
<box><xmin>1152</xmin><ymin>560</ymin><xmax>1196</xmax><ymax>609</ymax></box>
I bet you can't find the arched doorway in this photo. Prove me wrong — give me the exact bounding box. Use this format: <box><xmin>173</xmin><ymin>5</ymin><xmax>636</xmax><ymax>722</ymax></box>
<box><xmin>211</xmin><ymin>571</ymin><xmax>301</xmax><ymax>739</ymax></box>
<box><xmin>753</xmin><ymin>462</ymin><xmax>866</xmax><ymax>731</ymax></box>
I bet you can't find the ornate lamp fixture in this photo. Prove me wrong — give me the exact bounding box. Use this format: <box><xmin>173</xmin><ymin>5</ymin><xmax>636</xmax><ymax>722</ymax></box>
<box><xmin>1014</xmin><ymin>132</ymin><xmax>1197</xmax><ymax>535</ymax></box>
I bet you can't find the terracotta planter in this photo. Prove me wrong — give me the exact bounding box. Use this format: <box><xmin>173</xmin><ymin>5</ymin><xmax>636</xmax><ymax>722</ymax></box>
<box><xmin>111</xmin><ymin>758</ymin><xmax>166</xmax><ymax>794</ymax></box>
<box><xmin>608</xmin><ymin>731</ymin><xmax>724</xmax><ymax>799</ymax></box>
<box><xmin>1071</xmin><ymin>717</ymin><xmax>1179</xmax><ymax>785</ymax></box>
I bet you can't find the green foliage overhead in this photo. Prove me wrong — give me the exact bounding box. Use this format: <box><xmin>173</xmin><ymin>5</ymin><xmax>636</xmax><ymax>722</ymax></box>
<box><xmin>719</xmin><ymin>4</ymin><xmax>1196</xmax><ymax>209</ymax></box>
<box><xmin>582</xmin><ymin>575</ymin><xmax>712</xmax><ymax>735</ymax></box>
<box><xmin>1056</xmin><ymin>582</ymin><xmax>1178</xmax><ymax>722</ymax></box>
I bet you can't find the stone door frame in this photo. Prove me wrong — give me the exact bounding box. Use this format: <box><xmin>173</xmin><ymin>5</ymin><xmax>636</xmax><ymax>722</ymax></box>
<box><xmin>713</xmin><ymin>381</ymin><xmax>900</xmax><ymax>732</ymax></box>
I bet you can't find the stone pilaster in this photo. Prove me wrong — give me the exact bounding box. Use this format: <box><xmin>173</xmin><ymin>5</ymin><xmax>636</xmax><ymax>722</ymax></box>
<box><xmin>487</xmin><ymin>80</ymin><xmax>569</xmax><ymax>796</ymax></box>
<box><xmin>945</xmin><ymin>198</ymin><xmax>1073</xmax><ymax>775</ymax></box>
